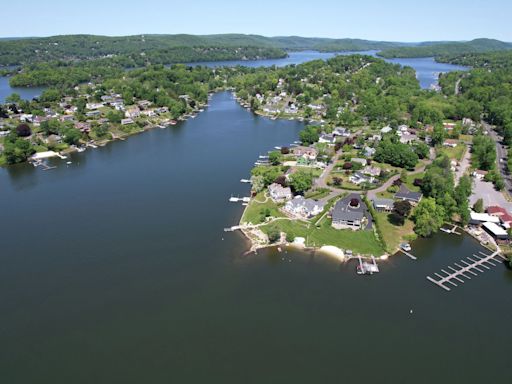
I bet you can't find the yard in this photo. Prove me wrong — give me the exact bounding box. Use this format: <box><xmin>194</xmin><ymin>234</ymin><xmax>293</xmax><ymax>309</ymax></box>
<box><xmin>240</xmin><ymin>192</ymin><xmax>285</xmax><ymax>225</ymax></box>
<box><xmin>438</xmin><ymin>144</ymin><xmax>466</xmax><ymax>161</ymax></box>
<box><xmin>260</xmin><ymin>217</ymin><xmax>385</xmax><ymax>256</ymax></box>
<box><xmin>374</xmin><ymin>212</ymin><xmax>416</xmax><ymax>253</ymax></box>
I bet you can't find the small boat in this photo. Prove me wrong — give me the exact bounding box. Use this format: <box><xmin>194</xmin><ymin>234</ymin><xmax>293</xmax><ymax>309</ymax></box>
<box><xmin>66</xmin><ymin>161</ymin><xmax>72</xmax><ymax>165</ymax></box>
<box><xmin>76</xmin><ymin>147</ymin><xmax>86</xmax><ymax>153</ymax></box>
<box><xmin>400</xmin><ymin>243</ymin><xmax>412</xmax><ymax>252</ymax></box>
<box><xmin>169</xmin><ymin>120</ymin><xmax>177</xmax><ymax>125</ymax></box>
<box><xmin>240</xmin><ymin>179</ymin><xmax>251</xmax><ymax>183</ymax></box>
<box><xmin>229</xmin><ymin>196</ymin><xmax>239</xmax><ymax>202</ymax></box>
<box><xmin>274</xmin><ymin>146</ymin><xmax>281</xmax><ymax>150</ymax></box>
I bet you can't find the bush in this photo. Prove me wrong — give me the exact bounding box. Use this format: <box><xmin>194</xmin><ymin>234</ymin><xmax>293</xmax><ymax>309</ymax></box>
<box><xmin>268</xmin><ymin>229</ymin><xmax>280</xmax><ymax>243</ymax></box>
<box><xmin>16</xmin><ymin>123</ymin><xmax>31</xmax><ymax>137</ymax></box>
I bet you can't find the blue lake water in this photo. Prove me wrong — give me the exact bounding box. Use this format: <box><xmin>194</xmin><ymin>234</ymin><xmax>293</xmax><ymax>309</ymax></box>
<box><xmin>0</xmin><ymin>92</ymin><xmax>511</xmax><ymax>383</ymax></box>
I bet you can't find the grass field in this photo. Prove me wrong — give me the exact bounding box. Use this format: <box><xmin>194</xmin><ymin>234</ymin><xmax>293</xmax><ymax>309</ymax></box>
<box><xmin>374</xmin><ymin>212</ymin><xmax>416</xmax><ymax>253</ymax></box>
<box><xmin>260</xmin><ymin>218</ymin><xmax>385</xmax><ymax>256</ymax></box>
<box><xmin>240</xmin><ymin>192</ymin><xmax>285</xmax><ymax>225</ymax></box>
<box><xmin>438</xmin><ymin>144</ymin><xmax>466</xmax><ymax>161</ymax></box>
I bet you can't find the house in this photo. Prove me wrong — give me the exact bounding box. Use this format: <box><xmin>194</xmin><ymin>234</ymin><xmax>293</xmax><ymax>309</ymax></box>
<box><xmin>141</xmin><ymin>109</ymin><xmax>156</xmax><ymax>117</ymax></box>
<box><xmin>469</xmin><ymin>211</ymin><xmax>500</xmax><ymax>225</ymax></box>
<box><xmin>372</xmin><ymin>198</ymin><xmax>394</xmax><ymax>212</ymax></box>
<box><xmin>362</xmin><ymin>165</ymin><xmax>381</xmax><ymax>177</ymax></box>
<box><xmin>292</xmin><ymin>146</ymin><xmax>318</xmax><ymax>160</ymax></box>
<box><xmin>482</xmin><ymin>222</ymin><xmax>509</xmax><ymax>241</ymax></box>
<box><xmin>268</xmin><ymin>183</ymin><xmax>293</xmax><ymax>202</ymax></box>
<box><xmin>74</xmin><ymin>122</ymin><xmax>91</xmax><ymax>133</ymax></box>
<box><xmin>86</xmin><ymin>102</ymin><xmax>103</xmax><ymax>110</ymax></box>
<box><xmin>318</xmin><ymin>134</ymin><xmax>336</xmax><ymax>144</ymax></box>
<box><xmin>137</xmin><ymin>100</ymin><xmax>152</xmax><ymax>108</ymax></box>
<box><xmin>381</xmin><ymin>126</ymin><xmax>393</xmax><ymax>134</ymax></box>
<box><xmin>364</xmin><ymin>146</ymin><xmax>376</xmax><ymax>158</ymax></box>
<box><xmin>125</xmin><ymin>107</ymin><xmax>141</xmax><ymax>119</ymax></box>
<box><xmin>60</xmin><ymin>115</ymin><xmax>75</xmax><ymax>122</ymax></box>
<box><xmin>473</xmin><ymin>170</ymin><xmax>488</xmax><ymax>180</ymax></box>
<box><xmin>155</xmin><ymin>107</ymin><xmax>169</xmax><ymax>114</ymax></box>
<box><xmin>331</xmin><ymin>193</ymin><xmax>372</xmax><ymax>230</ymax></box>
<box><xmin>121</xmin><ymin>118</ymin><xmax>134</xmax><ymax>125</ymax></box>
<box><xmin>349</xmin><ymin>172</ymin><xmax>374</xmax><ymax>185</ymax></box>
<box><xmin>283</xmin><ymin>196</ymin><xmax>324</xmax><ymax>218</ymax></box>
<box><xmin>85</xmin><ymin>110</ymin><xmax>101</xmax><ymax>118</ymax></box>
<box><xmin>394</xmin><ymin>185</ymin><xmax>423</xmax><ymax>204</ymax></box>
<box><xmin>486</xmin><ymin>206</ymin><xmax>512</xmax><ymax>228</ymax></box>
<box><xmin>333</xmin><ymin>127</ymin><xmax>350</xmax><ymax>137</ymax></box>
<box><xmin>443</xmin><ymin>139</ymin><xmax>458</xmax><ymax>148</ymax></box>
<box><xmin>45</xmin><ymin>134</ymin><xmax>62</xmax><ymax>144</ymax></box>
<box><xmin>399</xmin><ymin>133</ymin><xmax>418</xmax><ymax>144</ymax></box>
<box><xmin>443</xmin><ymin>122</ymin><xmax>456</xmax><ymax>131</ymax></box>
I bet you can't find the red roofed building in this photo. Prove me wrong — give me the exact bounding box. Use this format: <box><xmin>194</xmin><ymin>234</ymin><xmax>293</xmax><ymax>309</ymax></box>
<box><xmin>487</xmin><ymin>206</ymin><xmax>512</xmax><ymax>228</ymax></box>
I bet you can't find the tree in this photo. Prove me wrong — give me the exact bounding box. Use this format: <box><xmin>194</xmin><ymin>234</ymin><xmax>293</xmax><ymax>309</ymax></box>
<box><xmin>3</xmin><ymin>135</ymin><xmax>35</xmax><ymax>164</ymax></box>
<box><xmin>106</xmin><ymin>110</ymin><xmax>124</xmax><ymax>124</ymax></box>
<box><xmin>414</xmin><ymin>142</ymin><xmax>430</xmax><ymax>159</ymax></box>
<box><xmin>268</xmin><ymin>151</ymin><xmax>282</xmax><ymax>166</ymax></box>
<box><xmin>431</xmin><ymin>124</ymin><xmax>446</xmax><ymax>146</ymax></box>
<box><xmin>472</xmin><ymin>135</ymin><xmax>496</xmax><ymax>171</ymax></box>
<box><xmin>391</xmin><ymin>200</ymin><xmax>412</xmax><ymax>226</ymax></box>
<box><xmin>5</xmin><ymin>93</ymin><xmax>21</xmax><ymax>104</ymax></box>
<box><xmin>299</xmin><ymin>126</ymin><xmax>319</xmax><ymax>145</ymax></box>
<box><xmin>16</xmin><ymin>123</ymin><xmax>31</xmax><ymax>137</ymax></box>
<box><xmin>413</xmin><ymin>197</ymin><xmax>445</xmax><ymax>237</ymax></box>
<box><xmin>251</xmin><ymin>175</ymin><xmax>265</xmax><ymax>193</ymax></box>
<box><xmin>289</xmin><ymin>170</ymin><xmax>313</xmax><ymax>194</ymax></box>
<box><xmin>267</xmin><ymin>228</ymin><xmax>280</xmax><ymax>243</ymax></box>
<box><xmin>473</xmin><ymin>198</ymin><xmax>484</xmax><ymax>213</ymax></box>
<box><xmin>332</xmin><ymin>176</ymin><xmax>342</xmax><ymax>186</ymax></box>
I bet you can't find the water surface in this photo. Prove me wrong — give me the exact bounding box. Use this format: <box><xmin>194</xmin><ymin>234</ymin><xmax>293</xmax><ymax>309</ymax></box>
<box><xmin>0</xmin><ymin>92</ymin><xmax>510</xmax><ymax>383</ymax></box>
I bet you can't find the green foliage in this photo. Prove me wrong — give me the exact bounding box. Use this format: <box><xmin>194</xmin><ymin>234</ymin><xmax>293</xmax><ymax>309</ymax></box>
<box><xmin>268</xmin><ymin>151</ymin><xmax>282</xmax><ymax>166</ymax></box>
<box><xmin>289</xmin><ymin>170</ymin><xmax>314</xmax><ymax>194</ymax></box>
<box><xmin>472</xmin><ymin>135</ymin><xmax>496</xmax><ymax>171</ymax></box>
<box><xmin>299</xmin><ymin>126</ymin><xmax>320</xmax><ymax>145</ymax></box>
<box><xmin>413</xmin><ymin>197</ymin><xmax>446</xmax><ymax>237</ymax></box>
<box><xmin>2</xmin><ymin>134</ymin><xmax>35</xmax><ymax>164</ymax></box>
<box><xmin>374</xmin><ymin>138</ymin><xmax>419</xmax><ymax>170</ymax></box>
<box><xmin>473</xmin><ymin>198</ymin><xmax>484</xmax><ymax>213</ymax></box>
<box><xmin>251</xmin><ymin>166</ymin><xmax>283</xmax><ymax>187</ymax></box>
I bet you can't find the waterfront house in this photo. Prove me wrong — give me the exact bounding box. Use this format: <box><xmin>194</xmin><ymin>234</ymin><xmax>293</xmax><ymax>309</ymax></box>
<box><xmin>268</xmin><ymin>183</ymin><xmax>293</xmax><ymax>203</ymax></box>
<box><xmin>331</xmin><ymin>193</ymin><xmax>372</xmax><ymax>231</ymax></box>
<box><xmin>469</xmin><ymin>211</ymin><xmax>500</xmax><ymax>226</ymax></box>
<box><xmin>125</xmin><ymin>107</ymin><xmax>141</xmax><ymax>119</ymax></box>
<box><xmin>292</xmin><ymin>146</ymin><xmax>318</xmax><ymax>160</ymax></box>
<box><xmin>74</xmin><ymin>122</ymin><xmax>91</xmax><ymax>133</ymax></box>
<box><xmin>283</xmin><ymin>196</ymin><xmax>324</xmax><ymax>219</ymax></box>
<box><xmin>121</xmin><ymin>118</ymin><xmax>134</xmax><ymax>125</ymax></box>
<box><xmin>482</xmin><ymin>222</ymin><xmax>509</xmax><ymax>242</ymax></box>
<box><xmin>318</xmin><ymin>134</ymin><xmax>336</xmax><ymax>145</ymax></box>
<box><xmin>86</xmin><ymin>102</ymin><xmax>103</xmax><ymax>110</ymax></box>
<box><xmin>138</xmin><ymin>100</ymin><xmax>152</xmax><ymax>109</ymax></box>
<box><xmin>486</xmin><ymin>206</ymin><xmax>512</xmax><ymax>228</ymax></box>
<box><xmin>372</xmin><ymin>198</ymin><xmax>394</xmax><ymax>212</ymax></box>
<box><xmin>394</xmin><ymin>185</ymin><xmax>422</xmax><ymax>205</ymax></box>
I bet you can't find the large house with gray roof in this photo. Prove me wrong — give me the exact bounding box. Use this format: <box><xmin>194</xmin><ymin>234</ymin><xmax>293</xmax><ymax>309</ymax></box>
<box><xmin>284</xmin><ymin>196</ymin><xmax>324</xmax><ymax>219</ymax></box>
<box><xmin>394</xmin><ymin>185</ymin><xmax>423</xmax><ymax>205</ymax></box>
<box><xmin>331</xmin><ymin>193</ymin><xmax>373</xmax><ymax>230</ymax></box>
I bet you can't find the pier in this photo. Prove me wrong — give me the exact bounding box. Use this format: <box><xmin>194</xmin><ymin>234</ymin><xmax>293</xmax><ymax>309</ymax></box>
<box><xmin>398</xmin><ymin>249</ymin><xmax>417</xmax><ymax>260</ymax></box>
<box><xmin>426</xmin><ymin>250</ymin><xmax>506</xmax><ymax>291</ymax></box>
<box><xmin>229</xmin><ymin>196</ymin><xmax>251</xmax><ymax>203</ymax></box>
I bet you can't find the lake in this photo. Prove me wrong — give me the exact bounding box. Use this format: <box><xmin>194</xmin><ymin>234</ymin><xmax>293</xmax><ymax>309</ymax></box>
<box><xmin>0</xmin><ymin>92</ymin><xmax>511</xmax><ymax>383</ymax></box>
<box><xmin>0</xmin><ymin>51</ymin><xmax>468</xmax><ymax>103</ymax></box>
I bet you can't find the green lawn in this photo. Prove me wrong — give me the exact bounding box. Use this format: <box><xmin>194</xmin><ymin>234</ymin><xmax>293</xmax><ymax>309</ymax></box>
<box><xmin>438</xmin><ymin>144</ymin><xmax>466</xmax><ymax>161</ymax></box>
<box><xmin>260</xmin><ymin>218</ymin><xmax>385</xmax><ymax>256</ymax></box>
<box><xmin>305</xmin><ymin>188</ymin><xmax>331</xmax><ymax>200</ymax></box>
<box><xmin>374</xmin><ymin>212</ymin><xmax>416</xmax><ymax>253</ymax></box>
<box><xmin>404</xmin><ymin>173</ymin><xmax>424</xmax><ymax>192</ymax></box>
<box><xmin>240</xmin><ymin>192</ymin><xmax>284</xmax><ymax>225</ymax></box>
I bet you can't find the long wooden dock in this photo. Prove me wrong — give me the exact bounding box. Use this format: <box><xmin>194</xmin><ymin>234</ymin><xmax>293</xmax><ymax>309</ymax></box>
<box><xmin>398</xmin><ymin>249</ymin><xmax>417</xmax><ymax>260</ymax></box>
<box><xmin>427</xmin><ymin>250</ymin><xmax>506</xmax><ymax>291</ymax></box>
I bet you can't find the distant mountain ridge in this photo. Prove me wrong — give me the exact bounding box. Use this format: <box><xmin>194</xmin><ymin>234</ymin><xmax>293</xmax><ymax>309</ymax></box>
<box><xmin>0</xmin><ymin>34</ymin><xmax>511</xmax><ymax>66</ymax></box>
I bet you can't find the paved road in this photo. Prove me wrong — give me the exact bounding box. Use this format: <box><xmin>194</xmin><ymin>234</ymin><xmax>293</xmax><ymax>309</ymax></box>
<box><xmin>455</xmin><ymin>145</ymin><xmax>471</xmax><ymax>184</ymax></box>
<box><xmin>470</xmin><ymin>177</ymin><xmax>512</xmax><ymax>212</ymax></box>
<box><xmin>484</xmin><ymin>122</ymin><xmax>512</xmax><ymax>195</ymax></box>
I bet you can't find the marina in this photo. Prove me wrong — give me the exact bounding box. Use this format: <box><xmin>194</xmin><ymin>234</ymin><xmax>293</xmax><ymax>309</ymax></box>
<box><xmin>426</xmin><ymin>250</ymin><xmax>506</xmax><ymax>291</ymax></box>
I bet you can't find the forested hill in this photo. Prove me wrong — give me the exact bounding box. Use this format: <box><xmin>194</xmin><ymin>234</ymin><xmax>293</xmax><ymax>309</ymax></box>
<box><xmin>0</xmin><ymin>34</ymin><xmax>410</xmax><ymax>66</ymax></box>
<box><xmin>378</xmin><ymin>38</ymin><xmax>512</xmax><ymax>58</ymax></box>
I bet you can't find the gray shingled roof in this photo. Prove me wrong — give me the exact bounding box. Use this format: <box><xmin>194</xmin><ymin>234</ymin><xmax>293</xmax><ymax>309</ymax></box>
<box><xmin>394</xmin><ymin>185</ymin><xmax>422</xmax><ymax>202</ymax></box>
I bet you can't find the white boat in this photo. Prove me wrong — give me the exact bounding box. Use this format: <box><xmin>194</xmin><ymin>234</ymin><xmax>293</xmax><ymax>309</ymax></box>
<box><xmin>76</xmin><ymin>147</ymin><xmax>86</xmax><ymax>153</ymax></box>
<box><xmin>274</xmin><ymin>146</ymin><xmax>281</xmax><ymax>150</ymax></box>
<box><xmin>240</xmin><ymin>179</ymin><xmax>251</xmax><ymax>183</ymax></box>
<box><xmin>400</xmin><ymin>243</ymin><xmax>412</xmax><ymax>252</ymax></box>
<box><xmin>66</xmin><ymin>161</ymin><xmax>72</xmax><ymax>165</ymax></box>
<box><xmin>229</xmin><ymin>197</ymin><xmax>239</xmax><ymax>202</ymax></box>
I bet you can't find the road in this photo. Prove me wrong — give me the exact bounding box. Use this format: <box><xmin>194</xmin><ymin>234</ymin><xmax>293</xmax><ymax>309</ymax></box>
<box><xmin>484</xmin><ymin>122</ymin><xmax>512</xmax><ymax>195</ymax></box>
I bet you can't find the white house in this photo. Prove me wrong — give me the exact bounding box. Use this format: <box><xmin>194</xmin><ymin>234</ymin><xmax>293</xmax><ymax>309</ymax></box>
<box><xmin>268</xmin><ymin>183</ymin><xmax>293</xmax><ymax>202</ymax></box>
<box><xmin>284</xmin><ymin>196</ymin><xmax>324</xmax><ymax>218</ymax></box>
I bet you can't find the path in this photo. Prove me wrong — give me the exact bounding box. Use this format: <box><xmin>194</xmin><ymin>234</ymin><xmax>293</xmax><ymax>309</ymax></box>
<box><xmin>455</xmin><ymin>145</ymin><xmax>471</xmax><ymax>184</ymax></box>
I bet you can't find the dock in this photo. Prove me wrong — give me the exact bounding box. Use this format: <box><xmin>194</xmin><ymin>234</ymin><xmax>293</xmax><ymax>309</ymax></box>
<box><xmin>356</xmin><ymin>255</ymin><xmax>379</xmax><ymax>275</ymax></box>
<box><xmin>229</xmin><ymin>196</ymin><xmax>251</xmax><ymax>203</ymax></box>
<box><xmin>440</xmin><ymin>225</ymin><xmax>462</xmax><ymax>235</ymax></box>
<box><xmin>426</xmin><ymin>250</ymin><xmax>506</xmax><ymax>291</ymax></box>
<box><xmin>240</xmin><ymin>179</ymin><xmax>251</xmax><ymax>184</ymax></box>
<box><xmin>398</xmin><ymin>249</ymin><xmax>417</xmax><ymax>260</ymax></box>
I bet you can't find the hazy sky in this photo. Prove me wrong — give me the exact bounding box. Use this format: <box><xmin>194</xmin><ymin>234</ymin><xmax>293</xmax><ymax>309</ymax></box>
<box><xmin>1</xmin><ymin>0</ymin><xmax>510</xmax><ymax>42</ymax></box>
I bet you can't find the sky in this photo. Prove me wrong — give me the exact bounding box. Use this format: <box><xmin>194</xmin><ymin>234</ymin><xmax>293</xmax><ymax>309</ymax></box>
<box><xmin>1</xmin><ymin>0</ymin><xmax>510</xmax><ymax>42</ymax></box>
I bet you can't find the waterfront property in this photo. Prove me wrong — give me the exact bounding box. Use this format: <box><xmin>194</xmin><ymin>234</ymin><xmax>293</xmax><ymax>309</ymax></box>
<box><xmin>268</xmin><ymin>183</ymin><xmax>293</xmax><ymax>202</ymax></box>
<box><xmin>394</xmin><ymin>185</ymin><xmax>423</xmax><ymax>205</ymax></box>
<box><xmin>283</xmin><ymin>196</ymin><xmax>324</xmax><ymax>219</ymax></box>
<box><xmin>331</xmin><ymin>193</ymin><xmax>372</xmax><ymax>231</ymax></box>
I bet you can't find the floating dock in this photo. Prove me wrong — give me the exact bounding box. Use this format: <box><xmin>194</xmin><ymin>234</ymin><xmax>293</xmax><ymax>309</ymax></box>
<box><xmin>427</xmin><ymin>250</ymin><xmax>505</xmax><ymax>291</ymax></box>
<box><xmin>398</xmin><ymin>249</ymin><xmax>417</xmax><ymax>260</ymax></box>
<box><xmin>229</xmin><ymin>196</ymin><xmax>251</xmax><ymax>203</ymax></box>
<box><xmin>356</xmin><ymin>255</ymin><xmax>379</xmax><ymax>275</ymax></box>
